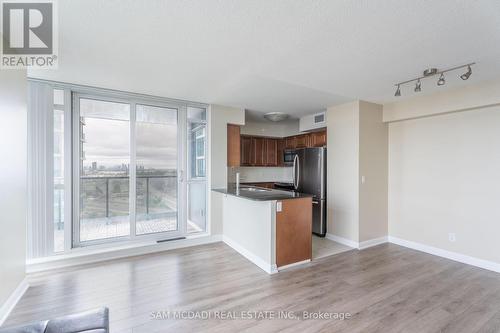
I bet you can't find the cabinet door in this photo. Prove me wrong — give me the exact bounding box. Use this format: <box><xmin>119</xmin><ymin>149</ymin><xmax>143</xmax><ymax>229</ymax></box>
<box><xmin>285</xmin><ymin>136</ymin><xmax>296</xmax><ymax>149</ymax></box>
<box><xmin>227</xmin><ymin>124</ymin><xmax>241</xmax><ymax>167</ymax></box>
<box><xmin>295</xmin><ymin>134</ymin><xmax>309</xmax><ymax>148</ymax></box>
<box><xmin>240</xmin><ymin>136</ymin><xmax>252</xmax><ymax>166</ymax></box>
<box><xmin>277</xmin><ymin>139</ymin><xmax>285</xmax><ymax>166</ymax></box>
<box><xmin>276</xmin><ymin>198</ymin><xmax>312</xmax><ymax>267</ymax></box>
<box><xmin>265</xmin><ymin>138</ymin><xmax>278</xmax><ymax>166</ymax></box>
<box><xmin>310</xmin><ymin>130</ymin><xmax>327</xmax><ymax>147</ymax></box>
<box><xmin>251</xmin><ymin>137</ymin><xmax>265</xmax><ymax>166</ymax></box>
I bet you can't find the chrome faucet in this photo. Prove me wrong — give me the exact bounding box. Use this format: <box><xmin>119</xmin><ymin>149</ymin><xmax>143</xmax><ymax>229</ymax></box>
<box><xmin>236</xmin><ymin>172</ymin><xmax>240</xmax><ymax>195</ymax></box>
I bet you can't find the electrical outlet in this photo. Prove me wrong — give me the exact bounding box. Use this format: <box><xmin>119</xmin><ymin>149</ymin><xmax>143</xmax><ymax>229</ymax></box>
<box><xmin>448</xmin><ymin>233</ymin><xmax>456</xmax><ymax>242</ymax></box>
<box><xmin>276</xmin><ymin>201</ymin><xmax>282</xmax><ymax>212</ymax></box>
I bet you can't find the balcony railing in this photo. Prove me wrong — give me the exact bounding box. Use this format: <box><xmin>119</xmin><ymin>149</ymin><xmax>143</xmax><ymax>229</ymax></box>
<box><xmin>47</xmin><ymin>175</ymin><xmax>178</xmax><ymax>228</ymax></box>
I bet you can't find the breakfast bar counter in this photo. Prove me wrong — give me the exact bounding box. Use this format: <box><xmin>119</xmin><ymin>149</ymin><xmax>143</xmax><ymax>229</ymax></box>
<box><xmin>212</xmin><ymin>185</ymin><xmax>312</xmax><ymax>274</ymax></box>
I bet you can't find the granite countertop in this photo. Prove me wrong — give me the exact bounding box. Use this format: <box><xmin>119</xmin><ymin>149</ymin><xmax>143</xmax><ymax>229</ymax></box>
<box><xmin>212</xmin><ymin>184</ymin><xmax>313</xmax><ymax>201</ymax></box>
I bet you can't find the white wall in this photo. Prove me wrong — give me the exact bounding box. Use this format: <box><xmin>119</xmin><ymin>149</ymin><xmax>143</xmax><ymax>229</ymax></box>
<box><xmin>383</xmin><ymin>78</ymin><xmax>500</xmax><ymax>122</ymax></box>
<box><xmin>326</xmin><ymin>102</ymin><xmax>360</xmax><ymax>242</ymax></box>
<box><xmin>326</xmin><ymin>101</ymin><xmax>388</xmax><ymax>244</ymax></box>
<box><xmin>388</xmin><ymin>105</ymin><xmax>500</xmax><ymax>264</ymax></box>
<box><xmin>209</xmin><ymin>104</ymin><xmax>245</xmax><ymax>235</ymax></box>
<box><xmin>359</xmin><ymin>102</ymin><xmax>388</xmax><ymax>242</ymax></box>
<box><xmin>0</xmin><ymin>70</ymin><xmax>27</xmax><ymax>310</ymax></box>
<box><xmin>240</xmin><ymin>120</ymin><xmax>300</xmax><ymax>137</ymax></box>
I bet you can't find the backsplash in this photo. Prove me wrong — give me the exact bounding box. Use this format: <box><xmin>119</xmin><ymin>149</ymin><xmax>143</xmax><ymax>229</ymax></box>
<box><xmin>228</xmin><ymin>166</ymin><xmax>293</xmax><ymax>184</ymax></box>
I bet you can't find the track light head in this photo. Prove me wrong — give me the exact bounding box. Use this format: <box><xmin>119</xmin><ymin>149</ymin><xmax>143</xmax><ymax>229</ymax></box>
<box><xmin>395</xmin><ymin>84</ymin><xmax>401</xmax><ymax>97</ymax></box>
<box><xmin>437</xmin><ymin>73</ymin><xmax>446</xmax><ymax>86</ymax></box>
<box><xmin>414</xmin><ymin>79</ymin><xmax>421</xmax><ymax>92</ymax></box>
<box><xmin>460</xmin><ymin>65</ymin><xmax>472</xmax><ymax>80</ymax></box>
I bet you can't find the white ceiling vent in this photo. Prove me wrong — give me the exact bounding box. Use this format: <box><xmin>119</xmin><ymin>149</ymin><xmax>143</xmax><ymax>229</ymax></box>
<box><xmin>299</xmin><ymin>111</ymin><xmax>326</xmax><ymax>132</ymax></box>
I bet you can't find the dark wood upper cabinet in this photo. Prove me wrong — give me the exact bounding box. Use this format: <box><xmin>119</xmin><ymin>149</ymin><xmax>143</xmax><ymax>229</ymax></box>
<box><xmin>251</xmin><ymin>137</ymin><xmax>265</xmax><ymax>166</ymax></box>
<box><xmin>310</xmin><ymin>130</ymin><xmax>327</xmax><ymax>147</ymax></box>
<box><xmin>284</xmin><ymin>136</ymin><xmax>296</xmax><ymax>149</ymax></box>
<box><xmin>231</xmin><ymin>130</ymin><xmax>326</xmax><ymax>168</ymax></box>
<box><xmin>240</xmin><ymin>136</ymin><xmax>252</xmax><ymax>166</ymax></box>
<box><xmin>295</xmin><ymin>134</ymin><xmax>309</xmax><ymax>148</ymax></box>
<box><xmin>227</xmin><ymin>124</ymin><xmax>241</xmax><ymax>167</ymax></box>
<box><xmin>277</xmin><ymin>139</ymin><xmax>285</xmax><ymax>166</ymax></box>
<box><xmin>265</xmin><ymin>138</ymin><xmax>278</xmax><ymax>166</ymax></box>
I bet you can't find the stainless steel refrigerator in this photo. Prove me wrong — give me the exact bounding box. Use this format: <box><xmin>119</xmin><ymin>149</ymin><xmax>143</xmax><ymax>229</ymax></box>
<box><xmin>292</xmin><ymin>147</ymin><xmax>327</xmax><ymax>236</ymax></box>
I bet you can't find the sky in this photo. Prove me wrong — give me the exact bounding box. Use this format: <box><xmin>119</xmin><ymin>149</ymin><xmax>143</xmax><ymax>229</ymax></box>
<box><xmin>83</xmin><ymin>118</ymin><xmax>178</xmax><ymax>170</ymax></box>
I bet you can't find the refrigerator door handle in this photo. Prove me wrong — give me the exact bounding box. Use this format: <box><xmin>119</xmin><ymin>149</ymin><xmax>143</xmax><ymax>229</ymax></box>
<box><xmin>295</xmin><ymin>155</ymin><xmax>300</xmax><ymax>190</ymax></box>
<box><xmin>292</xmin><ymin>154</ymin><xmax>297</xmax><ymax>189</ymax></box>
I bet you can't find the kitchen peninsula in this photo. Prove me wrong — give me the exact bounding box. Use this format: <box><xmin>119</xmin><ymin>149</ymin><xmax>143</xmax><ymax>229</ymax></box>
<box><xmin>213</xmin><ymin>185</ymin><xmax>313</xmax><ymax>274</ymax></box>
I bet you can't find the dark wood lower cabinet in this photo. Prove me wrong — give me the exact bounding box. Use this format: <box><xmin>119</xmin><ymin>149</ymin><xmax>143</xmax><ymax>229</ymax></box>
<box><xmin>276</xmin><ymin>197</ymin><xmax>312</xmax><ymax>267</ymax></box>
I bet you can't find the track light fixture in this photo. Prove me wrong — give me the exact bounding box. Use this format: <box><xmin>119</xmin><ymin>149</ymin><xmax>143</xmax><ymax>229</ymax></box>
<box><xmin>414</xmin><ymin>79</ymin><xmax>421</xmax><ymax>92</ymax></box>
<box><xmin>437</xmin><ymin>73</ymin><xmax>445</xmax><ymax>86</ymax></box>
<box><xmin>460</xmin><ymin>65</ymin><xmax>472</xmax><ymax>80</ymax></box>
<box><xmin>394</xmin><ymin>84</ymin><xmax>401</xmax><ymax>97</ymax></box>
<box><xmin>393</xmin><ymin>62</ymin><xmax>475</xmax><ymax>97</ymax></box>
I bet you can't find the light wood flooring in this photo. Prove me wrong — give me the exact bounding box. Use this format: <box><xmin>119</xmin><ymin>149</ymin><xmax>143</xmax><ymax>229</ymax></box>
<box><xmin>312</xmin><ymin>235</ymin><xmax>352</xmax><ymax>259</ymax></box>
<box><xmin>4</xmin><ymin>242</ymin><xmax>500</xmax><ymax>332</ymax></box>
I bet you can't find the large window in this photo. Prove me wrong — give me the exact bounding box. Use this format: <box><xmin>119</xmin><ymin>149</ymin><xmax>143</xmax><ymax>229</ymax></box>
<box><xmin>187</xmin><ymin>107</ymin><xmax>207</xmax><ymax>233</ymax></box>
<box><xmin>53</xmin><ymin>89</ymin><xmax>66</xmax><ymax>252</ymax></box>
<box><xmin>29</xmin><ymin>82</ymin><xmax>209</xmax><ymax>258</ymax></box>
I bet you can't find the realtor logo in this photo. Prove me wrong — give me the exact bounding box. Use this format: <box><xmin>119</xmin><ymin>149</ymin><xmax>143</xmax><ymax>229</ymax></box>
<box><xmin>1</xmin><ymin>0</ymin><xmax>57</xmax><ymax>68</ymax></box>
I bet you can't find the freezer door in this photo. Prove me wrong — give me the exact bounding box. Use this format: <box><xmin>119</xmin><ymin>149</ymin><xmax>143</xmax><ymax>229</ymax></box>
<box><xmin>297</xmin><ymin>147</ymin><xmax>326</xmax><ymax>198</ymax></box>
<box><xmin>312</xmin><ymin>198</ymin><xmax>326</xmax><ymax>236</ymax></box>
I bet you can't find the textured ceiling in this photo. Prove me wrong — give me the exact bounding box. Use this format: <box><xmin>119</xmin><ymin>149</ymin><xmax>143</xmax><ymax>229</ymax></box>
<box><xmin>29</xmin><ymin>0</ymin><xmax>500</xmax><ymax>118</ymax></box>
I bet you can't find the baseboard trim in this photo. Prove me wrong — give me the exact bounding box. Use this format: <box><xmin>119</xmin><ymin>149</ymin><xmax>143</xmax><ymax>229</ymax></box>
<box><xmin>278</xmin><ymin>259</ymin><xmax>311</xmax><ymax>271</ymax></box>
<box><xmin>222</xmin><ymin>236</ymin><xmax>277</xmax><ymax>274</ymax></box>
<box><xmin>27</xmin><ymin>234</ymin><xmax>223</xmax><ymax>274</ymax></box>
<box><xmin>0</xmin><ymin>277</ymin><xmax>29</xmax><ymax>327</ymax></box>
<box><xmin>325</xmin><ymin>233</ymin><xmax>359</xmax><ymax>249</ymax></box>
<box><xmin>359</xmin><ymin>236</ymin><xmax>388</xmax><ymax>250</ymax></box>
<box><xmin>388</xmin><ymin>236</ymin><xmax>500</xmax><ymax>274</ymax></box>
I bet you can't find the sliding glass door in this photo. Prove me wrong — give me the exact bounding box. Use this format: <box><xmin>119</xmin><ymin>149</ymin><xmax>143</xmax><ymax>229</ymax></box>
<box><xmin>73</xmin><ymin>94</ymin><xmax>189</xmax><ymax>247</ymax></box>
<box><xmin>77</xmin><ymin>98</ymin><xmax>131</xmax><ymax>243</ymax></box>
<box><xmin>135</xmin><ymin>104</ymin><xmax>179</xmax><ymax>235</ymax></box>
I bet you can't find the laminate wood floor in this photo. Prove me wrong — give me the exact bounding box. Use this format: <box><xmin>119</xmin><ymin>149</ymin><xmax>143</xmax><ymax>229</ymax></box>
<box><xmin>4</xmin><ymin>242</ymin><xmax>500</xmax><ymax>333</ymax></box>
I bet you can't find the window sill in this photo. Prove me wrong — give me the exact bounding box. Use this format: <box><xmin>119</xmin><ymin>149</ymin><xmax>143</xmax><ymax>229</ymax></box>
<box><xmin>26</xmin><ymin>233</ymin><xmax>221</xmax><ymax>274</ymax></box>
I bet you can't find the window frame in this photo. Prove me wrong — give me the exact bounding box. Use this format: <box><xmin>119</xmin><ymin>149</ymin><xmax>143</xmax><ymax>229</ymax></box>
<box><xmin>28</xmin><ymin>79</ymin><xmax>210</xmax><ymax>258</ymax></box>
<box><xmin>72</xmin><ymin>92</ymin><xmax>189</xmax><ymax>248</ymax></box>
